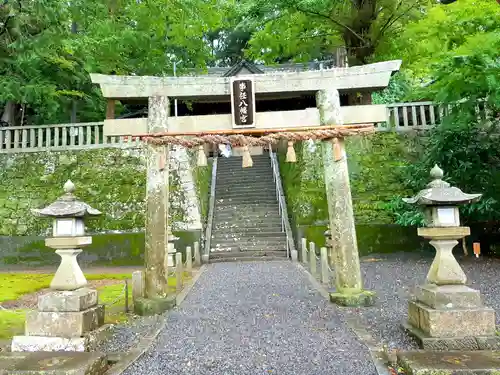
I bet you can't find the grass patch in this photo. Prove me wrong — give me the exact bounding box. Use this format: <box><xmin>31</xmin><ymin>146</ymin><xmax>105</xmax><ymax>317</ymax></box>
<box><xmin>0</xmin><ymin>310</ymin><xmax>26</xmax><ymax>339</ymax></box>
<box><xmin>0</xmin><ymin>272</ymin><xmax>192</xmax><ymax>339</ymax></box>
<box><xmin>0</xmin><ymin>273</ymin><xmax>132</xmax><ymax>303</ymax></box>
<box><xmin>0</xmin><ymin>274</ymin><xmax>53</xmax><ymax>302</ymax></box>
<box><xmin>98</xmin><ymin>282</ymin><xmax>133</xmax><ymax>324</ymax></box>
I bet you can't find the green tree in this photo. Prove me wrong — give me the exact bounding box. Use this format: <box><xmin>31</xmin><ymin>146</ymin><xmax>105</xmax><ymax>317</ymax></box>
<box><xmin>241</xmin><ymin>0</ymin><xmax>431</xmax><ymax>66</ymax></box>
<box><xmin>0</xmin><ymin>0</ymin><xmax>226</xmax><ymax>126</ymax></box>
<box><xmin>388</xmin><ymin>31</ymin><xmax>500</xmax><ymax>226</ymax></box>
<box><xmin>377</xmin><ymin>0</ymin><xmax>500</xmax><ymax>80</ymax></box>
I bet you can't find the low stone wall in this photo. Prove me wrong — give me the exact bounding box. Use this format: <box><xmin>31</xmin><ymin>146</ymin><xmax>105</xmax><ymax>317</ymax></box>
<box><xmin>296</xmin><ymin>224</ymin><xmax>428</xmax><ymax>256</ymax></box>
<box><xmin>0</xmin><ymin>230</ymin><xmax>201</xmax><ymax>269</ymax></box>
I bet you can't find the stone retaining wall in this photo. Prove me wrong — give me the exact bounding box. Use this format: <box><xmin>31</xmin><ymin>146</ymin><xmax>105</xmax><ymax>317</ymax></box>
<box><xmin>0</xmin><ymin>148</ymin><xmax>206</xmax><ymax>237</ymax></box>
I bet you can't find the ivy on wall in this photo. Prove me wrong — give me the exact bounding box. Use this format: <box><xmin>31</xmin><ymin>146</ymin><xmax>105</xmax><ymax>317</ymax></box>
<box><xmin>278</xmin><ymin>132</ymin><xmax>424</xmax><ymax>226</ymax></box>
<box><xmin>0</xmin><ymin>149</ymin><xmax>187</xmax><ymax>236</ymax></box>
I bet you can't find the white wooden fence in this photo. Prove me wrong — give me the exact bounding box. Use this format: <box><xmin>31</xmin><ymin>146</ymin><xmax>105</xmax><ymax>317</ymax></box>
<box><xmin>0</xmin><ymin>122</ymin><xmax>141</xmax><ymax>153</ymax></box>
<box><xmin>0</xmin><ymin>102</ymin><xmax>467</xmax><ymax>153</ymax></box>
<box><xmin>376</xmin><ymin>101</ymin><xmax>446</xmax><ymax>132</ymax></box>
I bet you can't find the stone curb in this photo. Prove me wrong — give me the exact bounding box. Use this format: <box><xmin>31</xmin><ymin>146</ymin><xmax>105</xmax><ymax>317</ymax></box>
<box><xmin>294</xmin><ymin>262</ymin><xmax>391</xmax><ymax>375</ymax></box>
<box><xmin>104</xmin><ymin>265</ymin><xmax>208</xmax><ymax>375</ymax></box>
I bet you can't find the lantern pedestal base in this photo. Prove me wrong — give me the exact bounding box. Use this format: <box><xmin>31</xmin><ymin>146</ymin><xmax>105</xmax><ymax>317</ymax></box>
<box><xmin>11</xmin><ymin>288</ymin><xmax>106</xmax><ymax>352</ymax></box>
<box><xmin>11</xmin><ymin>325</ymin><xmax>110</xmax><ymax>352</ymax></box>
<box><xmin>51</xmin><ymin>249</ymin><xmax>88</xmax><ymax>291</ymax></box>
<box><xmin>404</xmin><ymin>284</ymin><xmax>497</xmax><ymax>350</ymax></box>
<box><xmin>402</xmin><ymin>321</ymin><xmax>500</xmax><ymax>351</ymax></box>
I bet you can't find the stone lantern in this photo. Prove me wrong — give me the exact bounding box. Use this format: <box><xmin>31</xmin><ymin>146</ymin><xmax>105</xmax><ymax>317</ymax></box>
<box><xmin>34</xmin><ymin>180</ymin><xmax>101</xmax><ymax>290</ymax></box>
<box><xmin>402</xmin><ymin>165</ymin><xmax>498</xmax><ymax>350</ymax></box>
<box><xmin>12</xmin><ymin>180</ymin><xmax>105</xmax><ymax>352</ymax></box>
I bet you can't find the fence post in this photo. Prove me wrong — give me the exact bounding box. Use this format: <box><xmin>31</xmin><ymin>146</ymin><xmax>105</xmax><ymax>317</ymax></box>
<box><xmin>131</xmin><ymin>270</ymin><xmax>144</xmax><ymax>302</ymax></box>
<box><xmin>301</xmin><ymin>238</ymin><xmax>308</xmax><ymax>264</ymax></box>
<box><xmin>309</xmin><ymin>242</ymin><xmax>316</xmax><ymax>277</ymax></box>
<box><xmin>124</xmin><ymin>279</ymin><xmax>129</xmax><ymax>313</ymax></box>
<box><xmin>186</xmin><ymin>246</ymin><xmax>193</xmax><ymax>274</ymax></box>
<box><xmin>176</xmin><ymin>252</ymin><xmax>183</xmax><ymax>292</ymax></box>
<box><xmin>320</xmin><ymin>247</ymin><xmax>329</xmax><ymax>284</ymax></box>
<box><xmin>194</xmin><ymin>241</ymin><xmax>201</xmax><ymax>267</ymax></box>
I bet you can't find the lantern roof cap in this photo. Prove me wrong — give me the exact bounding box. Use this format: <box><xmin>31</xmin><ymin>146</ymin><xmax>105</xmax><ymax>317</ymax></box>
<box><xmin>32</xmin><ymin>180</ymin><xmax>102</xmax><ymax>218</ymax></box>
<box><xmin>402</xmin><ymin>165</ymin><xmax>482</xmax><ymax>206</ymax></box>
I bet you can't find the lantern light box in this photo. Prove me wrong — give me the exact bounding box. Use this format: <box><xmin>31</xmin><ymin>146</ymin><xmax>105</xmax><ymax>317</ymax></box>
<box><xmin>425</xmin><ymin>206</ymin><xmax>460</xmax><ymax>227</ymax></box>
<box><xmin>53</xmin><ymin>218</ymin><xmax>86</xmax><ymax>237</ymax></box>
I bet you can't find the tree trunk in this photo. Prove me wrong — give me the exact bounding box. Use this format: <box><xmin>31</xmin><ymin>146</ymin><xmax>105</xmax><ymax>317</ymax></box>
<box><xmin>340</xmin><ymin>0</ymin><xmax>378</xmax><ymax>104</ymax></box>
<box><xmin>1</xmin><ymin>101</ymin><xmax>17</xmax><ymax>126</ymax></box>
<box><xmin>341</xmin><ymin>0</ymin><xmax>377</xmax><ymax>66</ymax></box>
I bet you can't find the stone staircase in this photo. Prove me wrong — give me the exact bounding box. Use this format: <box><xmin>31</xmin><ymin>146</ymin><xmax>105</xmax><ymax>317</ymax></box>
<box><xmin>209</xmin><ymin>154</ymin><xmax>288</xmax><ymax>262</ymax></box>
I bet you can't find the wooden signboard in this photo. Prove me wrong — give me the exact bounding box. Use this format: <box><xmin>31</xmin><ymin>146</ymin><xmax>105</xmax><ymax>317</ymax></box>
<box><xmin>230</xmin><ymin>77</ymin><xmax>256</xmax><ymax>128</ymax></box>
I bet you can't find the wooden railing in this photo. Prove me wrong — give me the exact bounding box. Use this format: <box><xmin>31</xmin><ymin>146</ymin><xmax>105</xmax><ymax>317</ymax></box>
<box><xmin>376</xmin><ymin>101</ymin><xmax>448</xmax><ymax>132</ymax></box>
<box><xmin>1</xmin><ymin>102</ymin><xmax>478</xmax><ymax>153</ymax></box>
<box><xmin>0</xmin><ymin>122</ymin><xmax>140</xmax><ymax>153</ymax></box>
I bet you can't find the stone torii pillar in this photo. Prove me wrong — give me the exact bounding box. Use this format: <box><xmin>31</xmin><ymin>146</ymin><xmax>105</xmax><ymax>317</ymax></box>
<box><xmin>135</xmin><ymin>96</ymin><xmax>176</xmax><ymax>315</ymax></box>
<box><xmin>318</xmin><ymin>89</ymin><xmax>374</xmax><ymax>307</ymax></box>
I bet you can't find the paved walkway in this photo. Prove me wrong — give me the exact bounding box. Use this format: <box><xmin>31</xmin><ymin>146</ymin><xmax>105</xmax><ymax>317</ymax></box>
<box><xmin>124</xmin><ymin>261</ymin><xmax>377</xmax><ymax>375</ymax></box>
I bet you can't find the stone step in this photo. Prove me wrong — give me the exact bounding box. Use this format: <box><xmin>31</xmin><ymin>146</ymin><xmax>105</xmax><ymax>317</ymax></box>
<box><xmin>215</xmin><ymin>181</ymin><xmax>276</xmax><ymax>190</ymax></box>
<box><xmin>215</xmin><ymin>179</ymin><xmax>275</xmax><ymax>187</ymax></box>
<box><xmin>214</xmin><ymin>197</ymin><xmax>278</xmax><ymax>204</ymax></box>
<box><xmin>217</xmin><ymin>155</ymin><xmax>271</xmax><ymax>169</ymax></box>
<box><xmin>211</xmin><ymin>241</ymin><xmax>287</xmax><ymax>249</ymax></box>
<box><xmin>215</xmin><ymin>184</ymin><xmax>275</xmax><ymax>193</ymax></box>
<box><xmin>217</xmin><ymin>165</ymin><xmax>272</xmax><ymax>170</ymax></box>
<box><xmin>212</xmin><ymin>227</ymin><xmax>284</xmax><ymax>234</ymax></box>
<box><xmin>216</xmin><ymin>183</ymin><xmax>276</xmax><ymax>192</ymax></box>
<box><xmin>215</xmin><ymin>192</ymin><xmax>278</xmax><ymax>199</ymax></box>
<box><xmin>210</xmin><ymin>227</ymin><xmax>285</xmax><ymax>236</ymax></box>
<box><xmin>214</xmin><ymin>209</ymin><xmax>281</xmax><ymax>220</ymax></box>
<box><xmin>212</xmin><ymin>229</ymin><xmax>284</xmax><ymax>237</ymax></box>
<box><xmin>216</xmin><ymin>163</ymin><xmax>272</xmax><ymax>171</ymax></box>
<box><xmin>214</xmin><ymin>202</ymin><xmax>281</xmax><ymax>210</ymax></box>
<box><xmin>211</xmin><ymin>234</ymin><xmax>287</xmax><ymax>242</ymax></box>
<box><xmin>216</xmin><ymin>172</ymin><xmax>274</xmax><ymax>180</ymax></box>
<box><xmin>210</xmin><ymin>247</ymin><xmax>286</xmax><ymax>259</ymax></box>
<box><xmin>209</xmin><ymin>255</ymin><xmax>287</xmax><ymax>263</ymax></box>
<box><xmin>213</xmin><ymin>219</ymin><xmax>283</xmax><ymax>229</ymax></box>
<box><xmin>212</xmin><ymin>232</ymin><xmax>286</xmax><ymax>240</ymax></box>
<box><xmin>210</xmin><ymin>241</ymin><xmax>286</xmax><ymax>252</ymax></box>
<box><xmin>213</xmin><ymin>209</ymin><xmax>281</xmax><ymax>217</ymax></box>
<box><xmin>214</xmin><ymin>209</ymin><xmax>280</xmax><ymax>216</ymax></box>
<box><xmin>396</xmin><ymin>351</ymin><xmax>500</xmax><ymax>375</ymax></box>
<box><xmin>213</xmin><ymin>216</ymin><xmax>281</xmax><ymax>224</ymax></box>
<box><xmin>216</xmin><ymin>191</ymin><xmax>277</xmax><ymax>199</ymax></box>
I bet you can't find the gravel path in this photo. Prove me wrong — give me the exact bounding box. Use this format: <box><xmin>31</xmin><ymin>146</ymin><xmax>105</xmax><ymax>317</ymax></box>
<box><xmin>96</xmin><ymin>315</ymin><xmax>165</xmax><ymax>354</ymax></box>
<box><xmin>340</xmin><ymin>251</ymin><xmax>500</xmax><ymax>351</ymax></box>
<box><xmin>123</xmin><ymin>261</ymin><xmax>377</xmax><ymax>375</ymax></box>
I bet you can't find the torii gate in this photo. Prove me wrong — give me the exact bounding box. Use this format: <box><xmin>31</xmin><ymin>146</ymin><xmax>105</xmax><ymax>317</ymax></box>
<box><xmin>91</xmin><ymin>59</ymin><xmax>401</xmax><ymax>309</ymax></box>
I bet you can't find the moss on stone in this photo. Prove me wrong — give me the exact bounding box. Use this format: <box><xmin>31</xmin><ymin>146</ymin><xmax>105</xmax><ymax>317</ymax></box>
<box><xmin>134</xmin><ymin>296</ymin><xmax>176</xmax><ymax>316</ymax></box>
<box><xmin>329</xmin><ymin>290</ymin><xmax>376</xmax><ymax>307</ymax></box>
